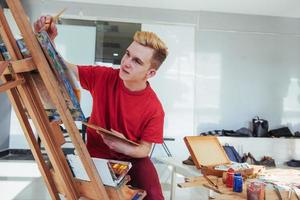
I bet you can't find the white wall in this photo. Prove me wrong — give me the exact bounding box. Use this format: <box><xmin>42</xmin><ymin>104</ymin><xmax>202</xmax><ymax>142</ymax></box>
<box><xmin>23</xmin><ymin>2</ymin><xmax>300</xmax><ymax>127</ymax></box>
<box><xmin>12</xmin><ymin>1</ymin><xmax>300</xmax><ymax>163</ymax></box>
<box><xmin>195</xmin><ymin>30</ymin><xmax>300</xmax><ymax>132</ymax></box>
<box><xmin>142</xmin><ymin>23</ymin><xmax>195</xmax><ymax>160</ymax></box>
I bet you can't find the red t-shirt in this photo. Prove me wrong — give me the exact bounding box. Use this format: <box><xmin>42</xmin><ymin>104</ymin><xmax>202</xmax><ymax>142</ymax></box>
<box><xmin>78</xmin><ymin>65</ymin><xmax>164</xmax><ymax>160</ymax></box>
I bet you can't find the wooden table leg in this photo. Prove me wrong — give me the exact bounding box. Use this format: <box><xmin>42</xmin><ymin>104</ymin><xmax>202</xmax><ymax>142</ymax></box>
<box><xmin>170</xmin><ymin>165</ymin><xmax>176</xmax><ymax>200</ymax></box>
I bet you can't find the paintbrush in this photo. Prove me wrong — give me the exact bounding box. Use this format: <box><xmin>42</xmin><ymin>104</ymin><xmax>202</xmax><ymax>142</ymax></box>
<box><xmin>52</xmin><ymin>8</ymin><xmax>67</xmax><ymax>23</ymax></box>
<box><xmin>40</xmin><ymin>8</ymin><xmax>67</xmax><ymax>32</ymax></box>
<box><xmin>202</xmin><ymin>173</ymin><xmax>219</xmax><ymax>189</ymax></box>
<box><xmin>202</xmin><ymin>184</ymin><xmax>223</xmax><ymax>194</ymax></box>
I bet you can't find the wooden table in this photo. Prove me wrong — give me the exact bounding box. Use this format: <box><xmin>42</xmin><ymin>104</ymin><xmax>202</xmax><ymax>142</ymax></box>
<box><xmin>178</xmin><ymin>173</ymin><xmax>300</xmax><ymax>200</ymax></box>
<box><xmin>157</xmin><ymin>157</ymin><xmax>300</xmax><ymax>200</ymax></box>
<box><xmin>179</xmin><ymin>175</ymin><xmax>246</xmax><ymax>199</ymax></box>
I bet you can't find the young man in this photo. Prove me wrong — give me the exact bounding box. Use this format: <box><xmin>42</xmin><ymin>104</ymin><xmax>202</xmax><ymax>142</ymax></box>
<box><xmin>34</xmin><ymin>16</ymin><xmax>168</xmax><ymax>200</ymax></box>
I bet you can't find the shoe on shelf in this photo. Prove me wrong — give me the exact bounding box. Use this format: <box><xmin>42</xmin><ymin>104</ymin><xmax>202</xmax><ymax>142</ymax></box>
<box><xmin>286</xmin><ymin>159</ymin><xmax>300</xmax><ymax>167</ymax></box>
<box><xmin>182</xmin><ymin>156</ymin><xmax>195</xmax><ymax>166</ymax></box>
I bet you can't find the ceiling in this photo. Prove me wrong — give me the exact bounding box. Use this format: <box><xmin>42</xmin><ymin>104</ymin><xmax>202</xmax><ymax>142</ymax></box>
<box><xmin>56</xmin><ymin>0</ymin><xmax>300</xmax><ymax>18</ymax></box>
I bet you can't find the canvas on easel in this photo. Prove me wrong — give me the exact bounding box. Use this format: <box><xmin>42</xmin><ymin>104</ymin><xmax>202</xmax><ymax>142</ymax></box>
<box><xmin>36</xmin><ymin>31</ymin><xmax>85</xmax><ymax>121</ymax></box>
<box><xmin>0</xmin><ymin>31</ymin><xmax>85</xmax><ymax>121</ymax></box>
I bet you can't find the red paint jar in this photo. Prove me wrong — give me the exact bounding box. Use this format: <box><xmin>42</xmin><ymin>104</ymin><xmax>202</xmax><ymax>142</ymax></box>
<box><xmin>226</xmin><ymin>168</ymin><xmax>234</xmax><ymax>188</ymax></box>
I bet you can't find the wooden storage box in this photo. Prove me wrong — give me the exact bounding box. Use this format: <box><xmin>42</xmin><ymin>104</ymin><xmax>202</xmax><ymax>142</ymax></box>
<box><xmin>184</xmin><ymin>136</ymin><xmax>254</xmax><ymax>177</ymax></box>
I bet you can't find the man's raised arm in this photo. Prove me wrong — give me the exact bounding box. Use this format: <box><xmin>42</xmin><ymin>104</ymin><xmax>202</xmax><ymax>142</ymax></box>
<box><xmin>33</xmin><ymin>15</ymin><xmax>79</xmax><ymax>81</ymax></box>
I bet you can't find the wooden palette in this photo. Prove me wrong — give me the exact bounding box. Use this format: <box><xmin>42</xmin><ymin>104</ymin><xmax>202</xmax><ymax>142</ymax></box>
<box><xmin>82</xmin><ymin>122</ymin><xmax>139</xmax><ymax>146</ymax></box>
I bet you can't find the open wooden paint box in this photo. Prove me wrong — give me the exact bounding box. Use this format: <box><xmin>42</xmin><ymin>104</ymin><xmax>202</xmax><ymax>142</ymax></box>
<box><xmin>184</xmin><ymin>136</ymin><xmax>255</xmax><ymax>177</ymax></box>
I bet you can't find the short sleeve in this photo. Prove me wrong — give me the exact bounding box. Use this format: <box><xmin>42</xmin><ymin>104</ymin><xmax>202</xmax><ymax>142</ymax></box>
<box><xmin>140</xmin><ymin>114</ymin><xmax>164</xmax><ymax>144</ymax></box>
<box><xmin>78</xmin><ymin>65</ymin><xmax>115</xmax><ymax>93</ymax></box>
<box><xmin>78</xmin><ymin>65</ymin><xmax>95</xmax><ymax>91</ymax></box>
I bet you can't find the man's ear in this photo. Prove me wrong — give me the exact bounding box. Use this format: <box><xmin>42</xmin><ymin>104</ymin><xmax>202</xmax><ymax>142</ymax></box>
<box><xmin>146</xmin><ymin>68</ymin><xmax>156</xmax><ymax>79</ymax></box>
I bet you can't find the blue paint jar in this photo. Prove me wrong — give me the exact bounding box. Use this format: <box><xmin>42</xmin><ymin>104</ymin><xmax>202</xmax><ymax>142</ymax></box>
<box><xmin>233</xmin><ymin>173</ymin><xmax>243</xmax><ymax>193</ymax></box>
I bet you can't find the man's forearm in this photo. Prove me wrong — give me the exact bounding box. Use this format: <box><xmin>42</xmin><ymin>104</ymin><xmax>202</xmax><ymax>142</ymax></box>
<box><xmin>64</xmin><ymin>60</ymin><xmax>79</xmax><ymax>81</ymax></box>
<box><xmin>102</xmin><ymin>133</ymin><xmax>153</xmax><ymax>158</ymax></box>
<box><xmin>123</xmin><ymin>141</ymin><xmax>152</xmax><ymax>158</ymax></box>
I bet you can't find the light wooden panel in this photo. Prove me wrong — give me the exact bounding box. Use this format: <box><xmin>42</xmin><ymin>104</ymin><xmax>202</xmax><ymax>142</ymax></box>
<box><xmin>184</xmin><ymin>136</ymin><xmax>230</xmax><ymax>168</ymax></box>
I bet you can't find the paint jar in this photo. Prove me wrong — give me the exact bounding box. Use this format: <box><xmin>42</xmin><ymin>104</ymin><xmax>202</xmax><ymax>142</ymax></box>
<box><xmin>233</xmin><ymin>173</ymin><xmax>243</xmax><ymax>192</ymax></box>
<box><xmin>247</xmin><ymin>181</ymin><xmax>265</xmax><ymax>200</ymax></box>
<box><xmin>226</xmin><ymin>168</ymin><xmax>234</xmax><ymax>188</ymax></box>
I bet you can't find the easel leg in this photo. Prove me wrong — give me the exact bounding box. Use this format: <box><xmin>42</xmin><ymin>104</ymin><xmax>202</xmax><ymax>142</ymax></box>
<box><xmin>0</xmin><ymin>6</ymin><xmax>60</xmax><ymax>199</ymax></box>
<box><xmin>4</xmin><ymin>82</ymin><xmax>60</xmax><ymax>200</ymax></box>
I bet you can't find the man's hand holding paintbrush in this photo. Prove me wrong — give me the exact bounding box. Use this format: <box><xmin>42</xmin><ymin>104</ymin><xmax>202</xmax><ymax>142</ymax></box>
<box><xmin>33</xmin><ymin>8</ymin><xmax>81</xmax><ymax>101</ymax></box>
<box><xmin>33</xmin><ymin>8</ymin><xmax>66</xmax><ymax>41</ymax></box>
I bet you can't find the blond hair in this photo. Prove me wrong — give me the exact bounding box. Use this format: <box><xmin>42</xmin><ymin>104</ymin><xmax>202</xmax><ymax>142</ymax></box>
<box><xmin>133</xmin><ymin>31</ymin><xmax>168</xmax><ymax>70</ymax></box>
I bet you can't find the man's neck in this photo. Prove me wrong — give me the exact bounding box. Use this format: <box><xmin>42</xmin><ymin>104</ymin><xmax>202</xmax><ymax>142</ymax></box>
<box><xmin>123</xmin><ymin>80</ymin><xmax>147</xmax><ymax>92</ymax></box>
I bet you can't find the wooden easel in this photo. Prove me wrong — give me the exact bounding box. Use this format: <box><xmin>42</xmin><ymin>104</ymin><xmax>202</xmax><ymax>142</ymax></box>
<box><xmin>0</xmin><ymin>0</ymin><xmax>145</xmax><ymax>199</ymax></box>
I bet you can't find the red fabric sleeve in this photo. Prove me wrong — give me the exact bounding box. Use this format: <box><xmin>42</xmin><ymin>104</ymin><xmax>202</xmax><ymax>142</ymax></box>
<box><xmin>78</xmin><ymin>65</ymin><xmax>114</xmax><ymax>94</ymax></box>
<box><xmin>140</xmin><ymin>114</ymin><xmax>164</xmax><ymax>144</ymax></box>
<box><xmin>78</xmin><ymin>65</ymin><xmax>95</xmax><ymax>92</ymax></box>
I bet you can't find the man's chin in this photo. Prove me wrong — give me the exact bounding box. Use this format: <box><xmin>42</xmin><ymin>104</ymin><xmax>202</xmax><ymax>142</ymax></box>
<box><xmin>119</xmin><ymin>72</ymin><xmax>128</xmax><ymax>80</ymax></box>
